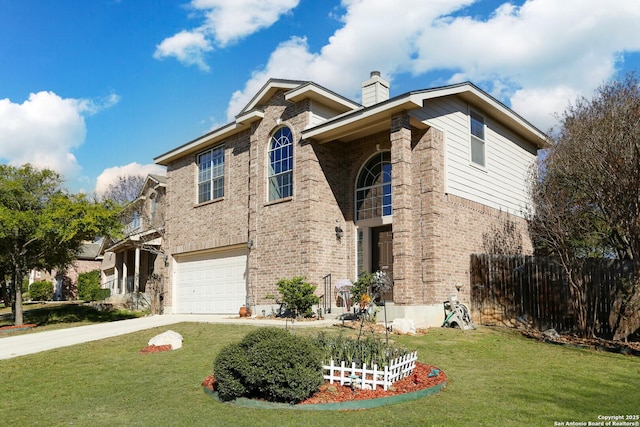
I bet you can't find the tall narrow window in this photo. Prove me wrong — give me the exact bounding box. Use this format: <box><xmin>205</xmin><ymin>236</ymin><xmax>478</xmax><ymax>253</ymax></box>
<box><xmin>470</xmin><ymin>110</ymin><xmax>485</xmax><ymax>167</ymax></box>
<box><xmin>132</xmin><ymin>211</ymin><xmax>140</xmax><ymax>230</ymax></box>
<box><xmin>198</xmin><ymin>146</ymin><xmax>225</xmax><ymax>203</ymax></box>
<box><xmin>268</xmin><ymin>127</ymin><xmax>293</xmax><ymax>201</ymax></box>
<box><xmin>355</xmin><ymin>151</ymin><xmax>392</xmax><ymax>220</ymax></box>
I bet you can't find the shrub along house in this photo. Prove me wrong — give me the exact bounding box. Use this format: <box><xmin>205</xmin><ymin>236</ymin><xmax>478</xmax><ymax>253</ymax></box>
<box><xmin>28</xmin><ymin>240</ymin><xmax>102</xmax><ymax>301</ymax></box>
<box><xmin>154</xmin><ymin>73</ymin><xmax>546</xmax><ymax>326</ymax></box>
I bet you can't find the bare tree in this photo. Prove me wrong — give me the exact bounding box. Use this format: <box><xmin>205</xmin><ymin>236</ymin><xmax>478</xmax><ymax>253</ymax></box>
<box><xmin>529</xmin><ymin>73</ymin><xmax>640</xmax><ymax>337</ymax></box>
<box><xmin>482</xmin><ymin>217</ymin><xmax>524</xmax><ymax>256</ymax></box>
<box><xmin>103</xmin><ymin>175</ymin><xmax>145</xmax><ymax>205</ymax></box>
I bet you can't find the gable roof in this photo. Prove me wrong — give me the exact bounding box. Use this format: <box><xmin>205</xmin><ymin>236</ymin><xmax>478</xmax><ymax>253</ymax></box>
<box><xmin>155</xmin><ymin>79</ymin><xmax>362</xmax><ymax>165</ymax></box>
<box><xmin>118</xmin><ymin>174</ymin><xmax>166</xmax><ymax>215</ymax></box>
<box><xmin>77</xmin><ymin>241</ymin><xmax>102</xmax><ymax>260</ymax></box>
<box><xmin>155</xmin><ymin>79</ymin><xmax>547</xmax><ymax>166</ymax></box>
<box><xmin>239</xmin><ymin>78</ymin><xmax>306</xmax><ymax>114</ymax></box>
<box><xmin>302</xmin><ymin>82</ymin><xmax>547</xmax><ymax>148</ymax></box>
<box><xmin>283</xmin><ymin>81</ymin><xmax>361</xmax><ymax>112</ymax></box>
<box><xmin>148</xmin><ymin>174</ymin><xmax>167</xmax><ymax>186</ymax></box>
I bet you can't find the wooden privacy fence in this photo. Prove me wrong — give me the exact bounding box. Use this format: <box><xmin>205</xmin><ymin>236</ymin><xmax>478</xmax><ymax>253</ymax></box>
<box><xmin>322</xmin><ymin>351</ymin><xmax>418</xmax><ymax>391</ymax></box>
<box><xmin>470</xmin><ymin>254</ymin><xmax>640</xmax><ymax>340</ymax></box>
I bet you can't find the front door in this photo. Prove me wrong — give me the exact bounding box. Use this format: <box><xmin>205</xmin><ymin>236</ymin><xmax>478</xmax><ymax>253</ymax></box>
<box><xmin>371</xmin><ymin>225</ymin><xmax>393</xmax><ymax>302</ymax></box>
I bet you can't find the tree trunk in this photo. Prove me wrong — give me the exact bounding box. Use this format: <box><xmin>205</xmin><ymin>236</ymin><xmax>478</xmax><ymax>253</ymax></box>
<box><xmin>13</xmin><ymin>269</ymin><xmax>24</xmax><ymax>326</ymax></box>
<box><xmin>0</xmin><ymin>280</ymin><xmax>8</xmax><ymax>308</ymax></box>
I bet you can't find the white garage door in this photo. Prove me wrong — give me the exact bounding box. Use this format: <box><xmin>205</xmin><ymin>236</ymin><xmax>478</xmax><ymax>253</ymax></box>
<box><xmin>174</xmin><ymin>249</ymin><xmax>247</xmax><ymax>314</ymax></box>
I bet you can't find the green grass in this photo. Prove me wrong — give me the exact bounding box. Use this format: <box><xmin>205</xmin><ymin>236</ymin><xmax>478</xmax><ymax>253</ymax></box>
<box><xmin>0</xmin><ymin>302</ymin><xmax>145</xmax><ymax>334</ymax></box>
<box><xmin>1</xmin><ymin>324</ymin><xmax>639</xmax><ymax>426</ymax></box>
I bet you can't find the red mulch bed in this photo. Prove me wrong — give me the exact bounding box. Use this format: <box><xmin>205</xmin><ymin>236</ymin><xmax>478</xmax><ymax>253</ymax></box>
<box><xmin>0</xmin><ymin>323</ymin><xmax>37</xmax><ymax>332</ymax></box>
<box><xmin>202</xmin><ymin>362</ymin><xmax>446</xmax><ymax>405</ymax></box>
<box><xmin>139</xmin><ymin>344</ymin><xmax>173</xmax><ymax>354</ymax></box>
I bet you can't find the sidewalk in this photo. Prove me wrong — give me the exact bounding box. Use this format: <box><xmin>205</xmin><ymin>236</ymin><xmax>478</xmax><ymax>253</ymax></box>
<box><xmin>0</xmin><ymin>314</ymin><xmax>335</xmax><ymax>360</ymax></box>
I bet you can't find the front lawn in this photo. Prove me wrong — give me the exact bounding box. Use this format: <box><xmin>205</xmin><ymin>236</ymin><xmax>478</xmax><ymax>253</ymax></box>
<box><xmin>0</xmin><ymin>302</ymin><xmax>144</xmax><ymax>333</ymax></box>
<box><xmin>1</xmin><ymin>323</ymin><xmax>638</xmax><ymax>426</ymax></box>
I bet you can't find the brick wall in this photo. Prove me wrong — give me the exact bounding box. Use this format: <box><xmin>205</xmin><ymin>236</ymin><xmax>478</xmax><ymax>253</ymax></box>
<box><xmin>163</xmin><ymin>90</ymin><xmax>533</xmax><ymax>312</ymax></box>
<box><xmin>411</xmin><ymin>122</ymin><xmax>532</xmax><ymax>306</ymax></box>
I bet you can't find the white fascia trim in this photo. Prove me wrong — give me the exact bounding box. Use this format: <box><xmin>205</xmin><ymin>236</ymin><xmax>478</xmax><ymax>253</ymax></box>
<box><xmin>285</xmin><ymin>84</ymin><xmax>360</xmax><ymax>112</ymax></box>
<box><xmin>235</xmin><ymin>109</ymin><xmax>264</xmax><ymax>125</ymax></box>
<box><xmin>458</xmin><ymin>86</ymin><xmax>547</xmax><ymax>144</ymax></box>
<box><xmin>241</xmin><ymin>80</ymin><xmax>302</xmax><ymax>113</ymax></box>
<box><xmin>302</xmin><ymin>95</ymin><xmax>423</xmax><ymax>140</ymax></box>
<box><xmin>302</xmin><ymin>84</ymin><xmax>546</xmax><ymax>146</ymax></box>
<box><xmin>423</xmin><ymin>84</ymin><xmax>547</xmax><ymax>146</ymax></box>
<box><xmin>155</xmin><ymin>121</ymin><xmax>242</xmax><ymax>165</ymax></box>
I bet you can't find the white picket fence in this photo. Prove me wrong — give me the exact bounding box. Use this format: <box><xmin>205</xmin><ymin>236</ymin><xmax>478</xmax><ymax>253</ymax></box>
<box><xmin>322</xmin><ymin>351</ymin><xmax>418</xmax><ymax>391</ymax></box>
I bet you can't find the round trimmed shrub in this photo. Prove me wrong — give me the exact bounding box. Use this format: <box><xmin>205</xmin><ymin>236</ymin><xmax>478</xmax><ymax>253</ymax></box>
<box><xmin>29</xmin><ymin>281</ymin><xmax>53</xmax><ymax>301</ymax></box>
<box><xmin>244</xmin><ymin>329</ymin><xmax>323</xmax><ymax>403</ymax></box>
<box><xmin>239</xmin><ymin>326</ymin><xmax>290</xmax><ymax>349</ymax></box>
<box><xmin>213</xmin><ymin>342</ymin><xmax>250</xmax><ymax>401</ymax></box>
<box><xmin>213</xmin><ymin>327</ymin><xmax>324</xmax><ymax>404</ymax></box>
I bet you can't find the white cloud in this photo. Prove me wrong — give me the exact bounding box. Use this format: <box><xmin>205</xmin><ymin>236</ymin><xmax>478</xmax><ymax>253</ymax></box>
<box><xmin>94</xmin><ymin>162</ymin><xmax>166</xmax><ymax>197</ymax></box>
<box><xmin>193</xmin><ymin>0</ymin><xmax>299</xmax><ymax>46</ymax></box>
<box><xmin>153</xmin><ymin>30</ymin><xmax>213</xmax><ymax>71</ymax></box>
<box><xmin>226</xmin><ymin>36</ymin><xmax>317</xmax><ymax>119</ymax></box>
<box><xmin>0</xmin><ymin>91</ymin><xmax>119</xmax><ymax>180</ymax></box>
<box><xmin>226</xmin><ymin>0</ymin><xmax>640</xmax><ymax>131</ymax></box>
<box><xmin>154</xmin><ymin>0</ymin><xmax>299</xmax><ymax>70</ymax></box>
<box><xmin>510</xmin><ymin>86</ymin><xmax>580</xmax><ymax>133</ymax></box>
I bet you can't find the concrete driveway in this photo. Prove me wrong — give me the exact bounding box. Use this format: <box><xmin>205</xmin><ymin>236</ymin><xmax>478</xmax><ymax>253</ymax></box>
<box><xmin>0</xmin><ymin>314</ymin><xmax>335</xmax><ymax>360</ymax></box>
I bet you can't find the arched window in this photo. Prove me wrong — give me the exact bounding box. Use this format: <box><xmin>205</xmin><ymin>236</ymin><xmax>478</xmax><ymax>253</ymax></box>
<box><xmin>355</xmin><ymin>151</ymin><xmax>392</xmax><ymax>220</ymax></box>
<box><xmin>268</xmin><ymin>127</ymin><xmax>293</xmax><ymax>201</ymax></box>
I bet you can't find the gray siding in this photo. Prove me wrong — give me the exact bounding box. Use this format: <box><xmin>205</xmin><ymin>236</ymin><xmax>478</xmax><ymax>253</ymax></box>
<box><xmin>308</xmin><ymin>100</ymin><xmax>342</xmax><ymax>128</ymax></box>
<box><xmin>414</xmin><ymin>97</ymin><xmax>537</xmax><ymax>217</ymax></box>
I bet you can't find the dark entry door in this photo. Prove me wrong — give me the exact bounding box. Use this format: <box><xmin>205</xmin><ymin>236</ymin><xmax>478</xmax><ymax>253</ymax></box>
<box><xmin>371</xmin><ymin>225</ymin><xmax>393</xmax><ymax>302</ymax></box>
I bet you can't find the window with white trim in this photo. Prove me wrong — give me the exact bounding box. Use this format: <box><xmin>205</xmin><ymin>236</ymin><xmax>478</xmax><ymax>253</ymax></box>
<box><xmin>470</xmin><ymin>110</ymin><xmax>486</xmax><ymax>167</ymax></box>
<box><xmin>268</xmin><ymin>127</ymin><xmax>293</xmax><ymax>201</ymax></box>
<box><xmin>355</xmin><ymin>151</ymin><xmax>392</xmax><ymax>220</ymax></box>
<box><xmin>197</xmin><ymin>146</ymin><xmax>225</xmax><ymax>203</ymax></box>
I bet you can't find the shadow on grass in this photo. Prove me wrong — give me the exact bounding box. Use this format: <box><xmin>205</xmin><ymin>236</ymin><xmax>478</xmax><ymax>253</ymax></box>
<box><xmin>15</xmin><ymin>303</ymin><xmax>143</xmax><ymax>326</ymax></box>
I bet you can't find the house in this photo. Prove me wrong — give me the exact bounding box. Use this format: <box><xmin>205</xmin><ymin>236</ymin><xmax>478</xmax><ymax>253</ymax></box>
<box><xmin>154</xmin><ymin>73</ymin><xmax>546</xmax><ymax>326</ymax></box>
<box><xmin>29</xmin><ymin>240</ymin><xmax>103</xmax><ymax>300</ymax></box>
<box><xmin>100</xmin><ymin>174</ymin><xmax>166</xmax><ymax>309</ymax></box>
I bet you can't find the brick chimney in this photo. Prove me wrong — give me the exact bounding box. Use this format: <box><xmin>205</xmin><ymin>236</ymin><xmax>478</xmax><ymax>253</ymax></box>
<box><xmin>361</xmin><ymin>71</ymin><xmax>389</xmax><ymax>107</ymax></box>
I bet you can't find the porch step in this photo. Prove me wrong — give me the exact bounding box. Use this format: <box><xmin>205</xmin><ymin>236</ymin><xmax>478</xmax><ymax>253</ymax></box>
<box><xmin>319</xmin><ymin>307</ymin><xmax>356</xmax><ymax>321</ymax></box>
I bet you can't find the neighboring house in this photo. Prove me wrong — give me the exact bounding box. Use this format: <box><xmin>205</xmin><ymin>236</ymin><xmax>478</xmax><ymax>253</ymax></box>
<box><xmin>28</xmin><ymin>241</ymin><xmax>102</xmax><ymax>300</ymax></box>
<box><xmin>100</xmin><ymin>174</ymin><xmax>166</xmax><ymax>307</ymax></box>
<box><xmin>154</xmin><ymin>73</ymin><xmax>546</xmax><ymax>326</ymax></box>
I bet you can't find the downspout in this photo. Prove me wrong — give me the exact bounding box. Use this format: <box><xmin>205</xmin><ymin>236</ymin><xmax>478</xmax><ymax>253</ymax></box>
<box><xmin>247</xmin><ymin>122</ymin><xmax>258</xmax><ymax>310</ymax></box>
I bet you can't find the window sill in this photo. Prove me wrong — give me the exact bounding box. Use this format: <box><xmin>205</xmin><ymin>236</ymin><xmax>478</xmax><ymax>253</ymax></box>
<box><xmin>194</xmin><ymin>197</ymin><xmax>224</xmax><ymax>208</ymax></box>
<box><xmin>264</xmin><ymin>196</ymin><xmax>293</xmax><ymax>207</ymax></box>
<box><xmin>468</xmin><ymin>162</ymin><xmax>488</xmax><ymax>173</ymax></box>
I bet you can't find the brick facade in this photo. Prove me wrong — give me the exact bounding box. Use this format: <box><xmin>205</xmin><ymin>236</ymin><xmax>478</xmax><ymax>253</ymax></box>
<box><xmin>159</xmin><ymin>80</ymin><xmax>539</xmax><ymax>325</ymax></box>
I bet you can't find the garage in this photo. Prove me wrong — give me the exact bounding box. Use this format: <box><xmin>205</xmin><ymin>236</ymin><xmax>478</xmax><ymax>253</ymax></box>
<box><xmin>174</xmin><ymin>249</ymin><xmax>248</xmax><ymax>314</ymax></box>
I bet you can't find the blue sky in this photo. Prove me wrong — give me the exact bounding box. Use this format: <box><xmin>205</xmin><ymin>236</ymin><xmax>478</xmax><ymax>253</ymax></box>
<box><xmin>1</xmin><ymin>0</ymin><xmax>639</xmax><ymax>194</ymax></box>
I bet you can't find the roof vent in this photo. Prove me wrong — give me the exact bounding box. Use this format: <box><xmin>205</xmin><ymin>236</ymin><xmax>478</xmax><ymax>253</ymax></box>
<box><xmin>361</xmin><ymin>71</ymin><xmax>389</xmax><ymax>107</ymax></box>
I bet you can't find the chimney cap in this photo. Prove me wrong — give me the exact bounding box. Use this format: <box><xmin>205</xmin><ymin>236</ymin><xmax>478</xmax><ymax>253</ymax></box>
<box><xmin>370</xmin><ymin>71</ymin><xmax>381</xmax><ymax>77</ymax></box>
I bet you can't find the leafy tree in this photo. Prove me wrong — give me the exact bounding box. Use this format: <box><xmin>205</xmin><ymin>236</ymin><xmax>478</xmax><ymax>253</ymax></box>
<box><xmin>0</xmin><ymin>164</ymin><xmax>121</xmax><ymax>325</ymax></box>
<box><xmin>528</xmin><ymin>73</ymin><xmax>640</xmax><ymax>337</ymax></box>
<box><xmin>102</xmin><ymin>174</ymin><xmax>144</xmax><ymax>205</ymax></box>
